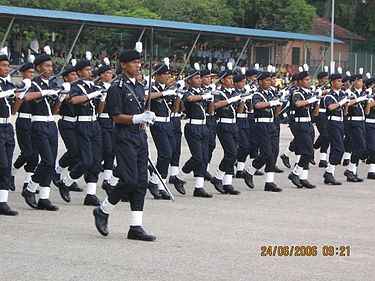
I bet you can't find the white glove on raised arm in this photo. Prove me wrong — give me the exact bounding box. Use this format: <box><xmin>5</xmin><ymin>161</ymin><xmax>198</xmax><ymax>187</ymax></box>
<box><xmin>176</xmin><ymin>80</ymin><xmax>185</xmax><ymax>89</ymax></box>
<box><xmin>227</xmin><ymin>95</ymin><xmax>242</xmax><ymax>104</ymax></box>
<box><xmin>356</xmin><ymin>96</ymin><xmax>367</xmax><ymax>103</ymax></box>
<box><xmin>58</xmin><ymin>93</ymin><xmax>66</xmax><ymax>102</ymax></box>
<box><xmin>41</xmin><ymin>89</ymin><xmax>59</xmax><ymax>97</ymax></box>
<box><xmin>86</xmin><ymin>90</ymin><xmax>102</xmax><ymax>100</ymax></box>
<box><xmin>100</xmin><ymin>91</ymin><xmax>107</xmax><ymax>102</ymax></box>
<box><xmin>307</xmin><ymin>96</ymin><xmax>318</xmax><ymax>104</ymax></box>
<box><xmin>201</xmin><ymin>92</ymin><xmax>213</xmax><ymax>101</ymax></box>
<box><xmin>61</xmin><ymin>82</ymin><xmax>71</xmax><ymax>92</ymax></box>
<box><xmin>132</xmin><ymin>111</ymin><xmax>156</xmax><ymax>125</ymax></box>
<box><xmin>269</xmin><ymin>99</ymin><xmax>282</xmax><ymax>107</ymax></box>
<box><xmin>162</xmin><ymin>90</ymin><xmax>176</xmax><ymax>97</ymax></box>
<box><xmin>0</xmin><ymin>89</ymin><xmax>15</xmax><ymax>98</ymax></box>
<box><xmin>338</xmin><ymin>97</ymin><xmax>349</xmax><ymax>106</ymax></box>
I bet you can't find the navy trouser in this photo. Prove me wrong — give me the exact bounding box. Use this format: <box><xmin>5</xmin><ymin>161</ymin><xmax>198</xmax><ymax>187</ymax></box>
<box><xmin>170</xmin><ymin>116</ymin><xmax>182</xmax><ymax>167</ymax></box>
<box><xmin>109</xmin><ymin>128</ymin><xmax>148</xmax><ymax>211</ymax></box>
<box><xmin>273</xmin><ymin>117</ymin><xmax>281</xmax><ymax>165</ymax></box>
<box><xmin>348</xmin><ymin>121</ymin><xmax>367</xmax><ymax>164</ymax></box>
<box><xmin>98</xmin><ymin>118</ymin><xmax>114</xmax><ymax>170</ymax></box>
<box><xmin>206</xmin><ymin>115</ymin><xmax>217</xmax><ymax>163</ymax></box>
<box><xmin>252</xmin><ymin>122</ymin><xmax>278</xmax><ymax>172</ymax></box>
<box><xmin>14</xmin><ymin>117</ymin><xmax>38</xmax><ymax>172</ymax></box>
<box><xmin>290</xmin><ymin>122</ymin><xmax>314</xmax><ymax>168</ymax></box>
<box><xmin>182</xmin><ymin>123</ymin><xmax>209</xmax><ymax>177</ymax></box>
<box><xmin>58</xmin><ymin>119</ymin><xmax>79</xmax><ymax>171</ymax></box>
<box><xmin>314</xmin><ymin>113</ymin><xmax>329</xmax><ymax>153</ymax></box>
<box><xmin>366</xmin><ymin>122</ymin><xmax>375</xmax><ymax>164</ymax></box>
<box><xmin>0</xmin><ymin>124</ymin><xmax>15</xmax><ymax>190</ymax></box>
<box><xmin>31</xmin><ymin>121</ymin><xmax>58</xmax><ymax>187</ymax></box>
<box><xmin>150</xmin><ymin>121</ymin><xmax>175</xmax><ymax>179</ymax></box>
<box><xmin>343</xmin><ymin>119</ymin><xmax>353</xmax><ymax>154</ymax></box>
<box><xmin>237</xmin><ymin>118</ymin><xmax>250</xmax><ymax>163</ymax></box>
<box><xmin>248</xmin><ymin>113</ymin><xmax>258</xmax><ymax>158</ymax></box>
<box><xmin>327</xmin><ymin>120</ymin><xmax>345</xmax><ymax>165</ymax></box>
<box><xmin>70</xmin><ymin>121</ymin><xmax>102</xmax><ymax>183</ymax></box>
<box><xmin>216</xmin><ymin>123</ymin><xmax>239</xmax><ymax>174</ymax></box>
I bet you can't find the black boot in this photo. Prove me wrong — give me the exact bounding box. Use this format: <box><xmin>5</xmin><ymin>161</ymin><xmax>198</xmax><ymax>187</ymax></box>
<box><xmin>37</xmin><ymin>199</ymin><xmax>59</xmax><ymax>211</ymax></box>
<box><xmin>280</xmin><ymin>154</ymin><xmax>291</xmax><ymax>169</ymax></box>
<box><xmin>235</xmin><ymin>170</ymin><xmax>244</xmax><ymax>178</ymax></box>
<box><xmin>367</xmin><ymin>172</ymin><xmax>375</xmax><ymax>180</ymax></box>
<box><xmin>52</xmin><ymin>172</ymin><xmax>61</xmax><ymax>187</ymax></box>
<box><xmin>147</xmin><ymin>182</ymin><xmax>162</xmax><ymax>199</ymax></box>
<box><xmin>300</xmin><ymin>180</ymin><xmax>316</xmax><ymax>189</ymax></box>
<box><xmin>319</xmin><ymin>160</ymin><xmax>328</xmax><ymax>168</ymax></box>
<box><xmin>84</xmin><ymin>194</ymin><xmax>100</xmax><ymax>206</ymax></box>
<box><xmin>169</xmin><ymin>176</ymin><xmax>186</xmax><ymax>195</ymax></box>
<box><xmin>254</xmin><ymin>170</ymin><xmax>264</xmax><ymax>176</ymax></box>
<box><xmin>55</xmin><ymin>180</ymin><xmax>71</xmax><ymax>203</ymax></box>
<box><xmin>274</xmin><ymin>166</ymin><xmax>284</xmax><ymax>173</ymax></box>
<box><xmin>354</xmin><ymin>174</ymin><xmax>364</xmax><ymax>182</ymax></box>
<box><xmin>288</xmin><ymin>172</ymin><xmax>303</xmax><ymax>188</ymax></box>
<box><xmin>0</xmin><ymin>202</ymin><xmax>18</xmax><ymax>216</ymax></box>
<box><xmin>101</xmin><ymin>180</ymin><xmax>115</xmax><ymax>196</ymax></box>
<box><xmin>9</xmin><ymin>176</ymin><xmax>15</xmax><ymax>191</ymax></box>
<box><xmin>204</xmin><ymin>171</ymin><xmax>213</xmax><ymax>181</ymax></box>
<box><xmin>323</xmin><ymin>171</ymin><xmax>342</xmax><ymax>185</ymax></box>
<box><xmin>264</xmin><ymin>182</ymin><xmax>282</xmax><ymax>192</ymax></box>
<box><xmin>223</xmin><ymin>185</ymin><xmax>241</xmax><ymax>195</ymax></box>
<box><xmin>159</xmin><ymin>189</ymin><xmax>171</xmax><ymax>200</ymax></box>
<box><xmin>243</xmin><ymin>171</ymin><xmax>254</xmax><ymax>189</ymax></box>
<box><xmin>22</xmin><ymin>188</ymin><xmax>38</xmax><ymax>209</ymax></box>
<box><xmin>22</xmin><ymin>182</ymin><xmax>28</xmax><ymax>191</ymax></box>
<box><xmin>193</xmin><ymin>188</ymin><xmax>213</xmax><ymax>198</ymax></box>
<box><xmin>210</xmin><ymin>177</ymin><xmax>225</xmax><ymax>194</ymax></box>
<box><xmin>93</xmin><ymin>206</ymin><xmax>109</xmax><ymax>236</ymax></box>
<box><xmin>70</xmin><ymin>182</ymin><xmax>83</xmax><ymax>192</ymax></box>
<box><xmin>127</xmin><ymin>226</ymin><xmax>156</xmax><ymax>241</ymax></box>
<box><xmin>345</xmin><ymin>170</ymin><xmax>358</xmax><ymax>182</ymax></box>
<box><xmin>310</xmin><ymin>158</ymin><xmax>316</xmax><ymax>165</ymax></box>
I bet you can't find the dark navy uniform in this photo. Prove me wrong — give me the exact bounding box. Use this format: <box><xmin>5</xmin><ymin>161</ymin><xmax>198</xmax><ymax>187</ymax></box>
<box><xmin>365</xmin><ymin>96</ymin><xmax>375</xmax><ymax>179</ymax></box>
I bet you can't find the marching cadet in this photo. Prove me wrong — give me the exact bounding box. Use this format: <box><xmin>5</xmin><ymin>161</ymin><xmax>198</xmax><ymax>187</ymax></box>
<box><xmin>344</xmin><ymin>74</ymin><xmax>367</xmax><ymax>182</ymax></box>
<box><xmin>323</xmin><ymin>73</ymin><xmax>358</xmax><ymax>185</ymax></box>
<box><xmin>21</xmin><ymin>53</ymin><xmax>62</xmax><ymax>211</ymax></box>
<box><xmin>313</xmin><ymin>71</ymin><xmax>330</xmax><ymax>168</ymax></box>
<box><xmin>11</xmin><ymin>62</ymin><xmax>39</xmax><ymax>191</ymax></box>
<box><xmin>0</xmin><ymin>54</ymin><xmax>18</xmax><ymax>215</ymax></box>
<box><xmin>242</xmin><ymin>72</ymin><xmax>282</xmax><ymax>192</ymax></box>
<box><xmin>287</xmin><ymin>71</ymin><xmax>319</xmax><ymax>189</ymax></box>
<box><xmin>52</xmin><ymin>66</ymin><xmax>83</xmax><ymax>192</ymax></box>
<box><xmin>209</xmin><ymin>69</ymin><xmax>241</xmax><ymax>195</ymax></box>
<box><xmin>364</xmin><ymin>79</ymin><xmax>375</xmax><ymax>179</ymax></box>
<box><xmin>93</xmin><ymin>49</ymin><xmax>156</xmax><ymax>241</ymax></box>
<box><xmin>56</xmin><ymin>59</ymin><xmax>103</xmax><ymax>206</ymax></box>
<box><xmin>342</xmin><ymin>76</ymin><xmax>355</xmax><ymax>166</ymax></box>
<box><xmin>176</xmin><ymin>69</ymin><xmax>214</xmax><ymax>197</ymax></box>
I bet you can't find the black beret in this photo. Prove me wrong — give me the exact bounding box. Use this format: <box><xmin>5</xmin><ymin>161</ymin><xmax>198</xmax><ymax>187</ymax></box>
<box><xmin>97</xmin><ymin>65</ymin><xmax>112</xmax><ymax>76</ymax></box>
<box><xmin>61</xmin><ymin>66</ymin><xmax>76</xmax><ymax>77</ymax></box>
<box><xmin>329</xmin><ymin>73</ymin><xmax>342</xmax><ymax>81</ymax></box>
<box><xmin>353</xmin><ymin>74</ymin><xmax>363</xmax><ymax>81</ymax></box>
<box><xmin>217</xmin><ymin>70</ymin><xmax>233</xmax><ymax>80</ymax></box>
<box><xmin>270</xmin><ymin>72</ymin><xmax>277</xmax><ymax>77</ymax></box>
<box><xmin>119</xmin><ymin>49</ymin><xmax>142</xmax><ymax>63</ymax></box>
<box><xmin>291</xmin><ymin>73</ymin><xmax>298</xmax><ymax>82</ymax></box>
<box><xmin>185</xmin><ymin>69</ymin><xmax>200</xmax><ymax>80</ymax></box>
<box><xmin>342</xmin><ymin>76</ymin><xmax>350</xmax><ymax>83</ymax></box>
<box><xmin>115</xmin><ymin>66</ymin><xmax>122</xmax><ymax>75</ymax></box>
<box><xmin>199</xmin><ymin>69</ymin><xmax>211</xmax><ymax>77</ymax></box>
<box><xmin>297</xmin><ymin>71</ymin><xmax>309</xmax><ymax>81</ymax></box>
<box><xmin>34</xmin><ymin>54</ymin><xmax>51</xmax><ymax>66</ymax></box>
<box><xmin>75</xmin><ymin>59</ymin><xmax>91</xmax><ymax>71</ymax></box>
<box><xmin>317</xmin><ymin>71</ymin><xmax>329</xmax><ymax>80</ymax></box>
<box><xmin>257</xmin><ymin>71</ymin><xmax>271</xmax><ymax>80</ymax></box>
<box><xmin>245</xmin><ymin>69</ymin><xmax>258</xmax><ymax>77</ymax></box>
<box><xmin>92</xmin><ymin>69</ymin><xmax>99</xmax><ymax>78</ymax></box>
<box><xmin>154</xmin><ymin>64</ymin><xmax>169</xmax><ymax>76</ymax></box>
<box><xmin>19</xmin><ymin>62</ymin><xmax>34</xmax><ymax>72</ymax></box>
<box><xmin>233</xmin><ymin>74</ymin><xmax>245</xmax><ymax>83</ymax></box>
<box><xmin>363</xmin><ymin>78</ymin><xmax>375</xmax><ymax>87</ymax></box>
<box><xmin>0</xmin><ymin>54</ymin><xmax>9</xmax><ymax>62</ymax></box>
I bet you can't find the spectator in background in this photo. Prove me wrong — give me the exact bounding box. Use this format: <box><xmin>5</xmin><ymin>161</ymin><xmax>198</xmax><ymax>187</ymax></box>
<box><xmin>30</xmin><ymin>36</ymin><xmax>39</xmax><ymax>54</ymax></box>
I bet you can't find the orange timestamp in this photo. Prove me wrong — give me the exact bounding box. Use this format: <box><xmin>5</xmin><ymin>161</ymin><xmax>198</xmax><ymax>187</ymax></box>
<box><xmin>260</xmin><ymin>245</ymin><xmax>351</xmax><ymax>257</ymax></box>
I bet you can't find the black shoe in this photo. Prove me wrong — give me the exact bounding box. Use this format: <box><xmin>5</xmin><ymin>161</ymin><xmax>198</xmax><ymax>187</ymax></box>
<box><xmin>319</xmin><ymin>160</ymin><xmax>328</xmax><ymax>168</ymax></box>
<box><xmin>0</xmin><ymin>202</ymin><xmax>18</xmax><ymax>216</ymax></box>
<box><xmin>313</xmin><ymin>141</ymin><xmax>321</xmax><ymax>149</ymax></box>
<box><xmin>55</xmin><ymin>180</ymin><xmax>71</xmax><ymax>203</ymax></box>
<box><xmin>204</xmin><ymin>172</ymin><xmax>213</xmax><ymax>181</ymax></box>
<box><xmin>345</xmin><ymin>170</ymin><xmax>358</xmax><ymax>182</ymax></box>
<box><xmin>159</xmin><ymin>189</ymin><xmax>171</xmax><ymax>200</ymax></box>
<box><xmin>235</xmin><ymin>170</ymin><xmax>244</xmax><ymax>178</ymax></box>
<box><xmin>52</xmin><ymin>172</ymin><xmax>61</xmax><ymax>187</ymax></box>
<box><xmin>210</xmin><ymin>177</ymin><xmax>225</xmax><ymax>193</ymax></box>
<box><xmin>171</xmin><ymin>176</ymin><xmax>186</xmax><ymax>195</ymax></box>
<box><xmin>22</xmin><ymin>188</ymin><xmax>38</xmax><ymax>209</ymax></box>
<box><xmin>93</xmin><ymin>206</ymin><xmax>109</xmax><ymax>236</ymax></box>
<box><xmin>367</xmin><ymin>172</ymin><xmax>375</xmax><ymax>180</ymax></box>
<box><xmin>288</xmin><ymin>172</ymin><xmax>303</xmax><ymax>188</ymax></box>
<box><xmin>310</xmin><ymin>159</ymin><xmax>316</xmax><ymax>165</ymax></box>
<box><xmin>223</xmin><ymin>185</ymin><xmax>241</xmax><ymax>195</ymax></box>
<box><xmin>84</xmin><ymin>194</ymin><xmax>100</xmax><ymax>206</ymax></box>
<box><xmin>70</xmin><ymin>182</ymin><xmax>83</xmax><ymax>192</ymax></box>
<box><xmin>147</xmin><ymin>182</ymin><xmax>162</xmax><ymax>199</ymax></box>
<box><xmin>280</xmin><ymin>154</ymin><xmax>291</xmax><ymax>169</ymax></box>
<box><xmin>22</xmin><ymin>182</ymin><xmax>28</xmax><ymax>191</ymax></box>
<box><xmin>354</xmin><ymin>174</ymin><xmax>364</xmax><ymax>182</ymax></box>
<box><xmin>9</xmin><ymin>176</ymin><xmax>15</xmax><ymax>191</ymax></box>
<box><xmin>37</xmin><ymin>199</ymin><xmax>59</xmax><ymax>211</ymax></box>
<box><xmin>300</xmin><ymin>180</ymin><xmax>316</xmax><ymax>189</ymax></box>
<box><xmin>264</xmin><ymin>182</ymin><xmax>282</xmax><ymax>192</ymax></box>
<box><xmin>127</xmin><ymin>226</ymin><xmax>156</xmax><ymax>241</ymax></box>
<box><xmin>254</xmin><ymin>170</ymin><xmax>264</xmax><ymax>176</ymax></box>
<box><xmin>193</xmin><ymin>188</ymin><xmax>213</xmax><ymax>198</ymax></box>
<box><xmin>243</xmin><ymin>171</ymin><xmax>254</xmax><ymax>189</ymax></box>
<box><xmin>101</xmin><ymin>180</ymin><xmax>114</xmax><ymax>196</ymax></box>
<box><xmin>274</xmin><ymin>166</ymin><xmax>284</xmax><ymax>173</ymax></box>
<box><xmin>323</xmin><ymin>171</ymin><xmax>342</xmax><ymax>185</ymax></box>
<box><xmin>342</xmin><ymin>159</ymin><xmax>350</xmax><ymax>166</ymax></box>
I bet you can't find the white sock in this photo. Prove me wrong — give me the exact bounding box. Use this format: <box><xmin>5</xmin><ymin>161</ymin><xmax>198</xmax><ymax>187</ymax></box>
<box><xmin>237</xmin><ymin>162</ymin><xmax>245</xmax><ymax>171</ymax></box>
<box><xmin>343</xmin><ymin>152</ymin><xmax>351</xmax><ymax>160</ymax></box>
<box><xmin>170</xmin><ymin>166</ymin><xmax>179</xmax><ymax>177</ymax></box>
<box><xmin>11</xmin><ymin>166</ymin><xmax>18</xmax><ymax>176</ymax></box>
<box><xmin>265</xmin><ymin>172</ymin><xmax>274</xmax><ymax>183</ymax></box>
<box><xmin>295</xmin><ymin>155</ymin><xmax>301</xmax><ymax>164</ymax></box>
<box><xmin>56</xmin><ymin>165</ymin><xmax>65</xmax><ymax>175</ymax></box>
<box><xmin>177</xmin><ymin>170</ymin><xmax>189</xmax><ymax>181</ymax></box>
<box><xmin>39</xmin><ymin>186</ymin><xmax>50</xmax><ymax>199</ymax></box>
<box><xmin>158</xmin><ymin>178</ymin><xmax>166</xmax><ymax>191</ymax></box>
<box><xmin>284</xmin><ymin>148</ymin><xmax>293</xmax><ymax>157</ymax></box>
<box><xmin>24</xmin><ymin>172</ymin><xmax>33</xmax><ymax>183</ymax></box>
<box><xmin>348</xmin><ymin>163</ymin><xmax>357</xmax><ymax>173</ymax></box>
<box><xmin>300</xmin><ymin>169</ymin><xmax>308</xmax><ymax>180</ymax></box>
<box><xmin>223</xmin><ymin>174</ymin><xmax>232</xmax><ymax>185</ymax></box>
<box><xmin>206</xmin><ymin>163</ymin><xmax>210</xmax><ymax>172</ymax></box>
<box><xmin>0</xmin><ymin>190</ymin><xmax>9</xmax><ymax>202</ymax></box>
<box><xmin>150</xmin><ymin>173</ymin><xmax>159</xmax><ymax>185</ymax></box>
<box><xmin>214</xmin><ymin>170</ymin><xmax>226</xmax><ymax>180</ymax></box>
<box><xmin>319</xmin><ymin>153</ymin><xmax>327</xmax><ymax>161</ymax></box>
<box><xmin>63</xmin><ymin>174</ymin><xmax>75</xmax><ymax>187</ymax></box>
<box><xmin>86</xmin><ymin>182</ymin><xmax>96</xmax><ymax>195</ymax></box>
<box><xmin>195</xmin><ymin>177</ymin><xmax>204</xmax><ymax>188</ymax></box>
<box><xmin>27</xmin><ymin>180</ymin><xmax>38</xmax><ymax>193</ymax></box>
<box><xmin>292</xmin><ymin>165</ymin><xmax>303</xmax><ymax>176</ymax></box>
<box><xmin>108</xmin><ymin>175</ymin><xmax>118</xmax><ymax>186</ymax></box>
<box><xmin>101</xmin><ymin>197</ymin><xmax>116</xmax><ymax>214</ymax></box>
<box><xmin>246</xmin><ymin>165</ymin><xmax>257</xmax><ymax>176</ymax></box>
<box><xmin>327</xmin><ymin>164</ymin><xmax>335</xmax><ymax>175</ymax></box>
<box><xmin>130</xmin><ymin>211</ymin><xmax>143</xmax><ymax>226</ymax></box>
<box><xmin>103</xmin><ymin>170</ymin><xmax>112</xmax><ymax>181</ymax></box>
<box><xmin>369</xmin><ymin>164</ymin><xmax>375</xmax><ymax>173</ymax></box>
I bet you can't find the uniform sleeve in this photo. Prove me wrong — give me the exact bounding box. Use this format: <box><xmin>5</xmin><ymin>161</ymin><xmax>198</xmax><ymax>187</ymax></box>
<box><xmin>69</xmin><ymin>85</ymin><xmax>82</xmax><ymax>98</ymax></box>
<box><xmin>252</xmin><ymin>92</ymin><xmax>265</xmax><ymax>107</ymax></box>
<box><xmin>214</xmin><ymin>91</ymin><xmax>225</xmax><ymax>102</ymax></box>
<box><xmin>106</xmin><ymin>85</ymin><xmax>123</xmax><ymax>117</ymax></box>
<box><xmin>182</xmin><ymin>92</ymin><xmax>193</xmax><ymax>104</ymax></box>
<box><xmin>324</xmin><ymin>95</ymin><xmax>336</xmax><ymax>109</ymax></box>
<box><xmin>292</xmin><ymin>91</ymin><xmax>305</xmax><ymax>104</ymax></box>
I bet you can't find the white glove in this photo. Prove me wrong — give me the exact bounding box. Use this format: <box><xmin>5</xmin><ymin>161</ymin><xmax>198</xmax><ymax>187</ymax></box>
<box><xmin>86</xmin><ymin>90</ymin><xmax>102</xmax><ymax>100</ymax></box>
<box><xmin>315</xmin><ymin>88</ymin><xmax>323</xmax><ymax>97</ymax></box>
<box><xmin>61</xmin><ymin>82</ymin><xmax>71</xmax><ymax>92</ymax></box>
<box><xmin>201</xmin><ymin>92</ymin><xmax>213</xmax><ymax>101</ymax></box>
<box><xmin>244</xmin><ymin>84</ymin><xmax>251</xmax><ymax>93</ymax></box>
<box><xmin>22</xmin><ymin>78</ymin><xmax>32</xmax><ymax>89</ymax></box>
<box><xmin>344</xmin><ymin>89</ymin><xmax>352</xmax><ymax>96</ymax></box>
<box><xmin>269</xmin><ymin>99</ymin><xmax>282</xmax><ymax>107</ymax></box>
<box><xmin>0</xmin><ymin>89</ymin><xmax>15</xmax><ymax>98</ymax></box>
<box><xmin>227</xmin><ymin>95</ymin><xmax>242</xmax><ymax>104</ymax></box>
<box><xmin>176</xmin><ymin>80</ymin><xmax>185</xmax><ymax>89</ymax></box>
<box><xmin>41</xmin><ymin>89</ymin><xmax>59</xmax><ymax>97</ymax></box>
<box><xmin>338</xmin><ymin>97</ymin><xmax>349</xmax><ymax>106</ymax></box>
<box><xmin>58</xmin><ymin>93</ymin><xmax>66</xmax><ymax>102</ymax></box>
<box><xmin>307</xmin><ymin>96</ymin><xmax>318</xmax><ymax>104</ymax></box>
<box><xmin>132</xmin><ymin>111</ymin><xmax>156</xmax><ymax>125</ymax></box>
<box><xmin>365</xmin><ymin>88</ymin><xmax>372</xmax><ymax>95</ymax></box>
<box><xmin>356</xmin><ymin>96</ymin><xmax>367</xmax><ymax>103</ymax></box>
<box><xmin>162</xmin><ymin>90</ymin><xmax>176</xmax><ymax>96</ymax></box>
<box><xmin>208</xmin><ymin>83</ymin><xmax>216</xmax><ymax>92</ymax></box>
<box><xmin>177</xmin><ymin>91</ymin><xmax>184</xmax><ymax>99</ymax></box>
<box><xmin>17</xmin><ymin>91</ymin><xmax>27</xmax><ymax>100</ymax></box>
<box><xmin>100</xmin><ymin>91</ymin><xmax>107</xmax><ymax>102</ymax></box>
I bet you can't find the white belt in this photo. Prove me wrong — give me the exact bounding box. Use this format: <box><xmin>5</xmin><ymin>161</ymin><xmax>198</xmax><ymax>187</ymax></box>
<box><xmin>319</xmin><ymin>108</ymin><xmax>326</xmax><ymax>113</ymax></box>
<box><xmin>348</xmin><ymin>116</ymin><xmax>365</xmax><ymax>121</ymax></box>
<box><xmin>237</xmin><ymin>113</ymin><xmax>248</xmax><ymax>118</ymax></box>
<box><xmin>77</xmin><ymin>115</ymin><xmax>97</xmax><ymax>122</ymax></box>
<box><xmin>98</xmin><ymin>113</ymin><xmax>110</xmax><ymax>119</ymax></box>
<box><xmin>328</xmin><ymin>116</ymin><xmax>343</xmax><ymax>122</ymax></box>
<box><xmin>366</xmin><ymin>118</ymin><xmax>375</xmax><ymax>123</ymax></box>
<box><xmin>61</xmin><ymin>115</ymin><xmax>77</xmax><ymax>122</ymax></box>
<box><xmin>17</xmin><ymin>112</ymin><xmax>32</xmax><ymax>119</ymax></box>
<box><xmin>206</xmin><ymin>113</ymin><xmax>215</xmax><ymax>117</ymax></box>
<box><xmin>31</xmin><ymin>115</ymin><xmax>54</xmax><ymax>122</ymax></box>
<box><xmin>255</xmin><ymin>117</ymin><xmax>274</xmax><ymax>123</ymax></box>
<box><xmin>0</xmin><ymin>117</ymin><xmax>11</xmax><ymax>124</ymax></box>
<box><xmin>218</xmin><ymin>118</ymin><xmax>236</xmax><ymax>124</ymax></box>
<box><xmin>188</xmin><ymin>118</ymin><xmax>206</xmax><ymax>125</ymax></box>
<box><xmin>155</xmin><ymin>116</ymin><xmax>170</xmax><ymax>123</ymax></box>
<box><xmin>294</xmin><ymin>117</ymin><xmax>311</xmax><ymax>123</ymax></box>
<box><xmin>171</xmin><ymin>113</ymin><xmax>182</xmax><ymax>118</ymax></box>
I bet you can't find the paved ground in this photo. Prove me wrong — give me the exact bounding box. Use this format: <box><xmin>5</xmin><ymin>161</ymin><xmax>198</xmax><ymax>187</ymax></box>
<box><xmin>1</xmin><ymin>123</ymin><xmax>374</xmax><ymax>281</ymax></box>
